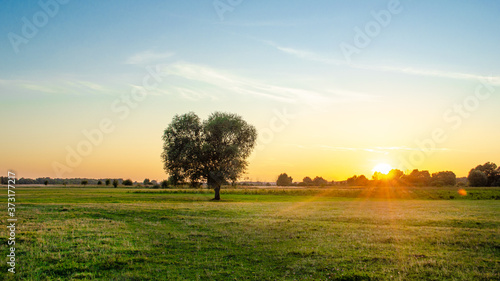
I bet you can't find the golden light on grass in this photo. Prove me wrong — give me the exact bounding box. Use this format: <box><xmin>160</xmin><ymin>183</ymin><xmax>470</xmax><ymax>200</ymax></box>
<box><xmin>458</xmin><ymin>189</ymin><xmax>467</xmax><ymax>196</ymax></box>
<box><xmin>372</xmin><ymin>163</ymin><xmax>393</xmax><ymax>175</ymax></box>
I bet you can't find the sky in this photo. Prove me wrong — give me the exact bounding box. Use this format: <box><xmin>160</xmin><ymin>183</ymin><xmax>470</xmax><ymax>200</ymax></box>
<box><xmin>1</xmin><ymin>0</ymin><xmax>499</xmax><ymax>182</ymax></box>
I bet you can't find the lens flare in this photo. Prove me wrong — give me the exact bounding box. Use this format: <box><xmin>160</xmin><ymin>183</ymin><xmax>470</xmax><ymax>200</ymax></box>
<box><xmin>458</xmin><ymin>189</ymin><xmax>467</xmax><ymax>196</ymax></box>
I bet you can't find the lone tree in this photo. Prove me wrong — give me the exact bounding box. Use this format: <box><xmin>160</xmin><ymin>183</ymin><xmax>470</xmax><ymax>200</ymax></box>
<box><xmin>162</xmin><ymin>112</ymin><xmax>257</xmax><ymax>200</ymax></box>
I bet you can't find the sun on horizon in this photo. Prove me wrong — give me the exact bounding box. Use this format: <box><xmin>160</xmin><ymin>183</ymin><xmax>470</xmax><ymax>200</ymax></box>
<box><xmin>372</xmin><ymin>163</ymin><xmax>393</xmax><ymax>175</ymax></box>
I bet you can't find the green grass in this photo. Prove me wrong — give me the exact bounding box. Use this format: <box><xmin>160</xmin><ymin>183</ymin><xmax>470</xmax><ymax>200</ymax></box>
<box><xmin>1</xmin><ymin>186</ymin><xmax>499</xmax><ymax>280</ymax></box>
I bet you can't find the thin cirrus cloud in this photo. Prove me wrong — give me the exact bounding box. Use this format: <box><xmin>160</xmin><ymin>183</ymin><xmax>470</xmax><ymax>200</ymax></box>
<box><xmin>267</xmin><ymin>42</ymin><xmax>500</xmax><ymax>85</ymax></box>
<box><xmin>266</xmin><ymin>41</ymin><xmax>348</xmax><ymax>66</ymax></box>
<box><xmin>0</xmin><ymin>78</ymin><xmax>112</xmax><ymax>96</ymax></box>
<box><xmin>123</xmin><ymin>48</ymin><xmax>363</xmax><ymax>104</ymax></box>
<box><xmin>159</xmin><ymin>61</ymin><xmax>376</xmax><ymax>106</ymax></box>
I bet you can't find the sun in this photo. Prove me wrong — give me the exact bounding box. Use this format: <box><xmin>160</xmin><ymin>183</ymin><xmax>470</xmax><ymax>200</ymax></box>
<box><xmin>372</xmin><ymin>163</ymin><xmax>393</xmax><ymax>174</ymax></box>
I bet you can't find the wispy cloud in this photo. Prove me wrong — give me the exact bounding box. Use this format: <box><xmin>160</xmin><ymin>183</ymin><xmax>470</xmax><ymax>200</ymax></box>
<box><xmin>0</xmin><ymin>78</ymin><xmax>113</xmax><ymax>96</ymax></box>
<box><xmin>159</xmin><ymin>61</ymin><xmax>375</xmax><ymax>105</ymax></box>
<box><xmin>266</xmin><ymin>41</ymin><xmax>347</xmax><ymax>66</ymax></box>
<box><xmin>357</xmin><ymin>65</ymin><xmax>500</xmax><ymax>85</ymax></box>
<box><xmin>268</xmin><ymin>42</ymin><xmax>500</xmax><ymax>85</ymax></box>
<box><xmin>125</xmin><ymin>50</ymin><xmax>174</xmax><ymax>65</ymax></box>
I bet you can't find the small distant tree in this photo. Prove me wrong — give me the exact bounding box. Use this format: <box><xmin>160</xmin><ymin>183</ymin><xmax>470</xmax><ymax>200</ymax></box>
<box><xmin>388</xmin><ymin>169</ymin><xmax>404</xmax><ymax>181</ymax></box>
<box><xmin>313</xmin><ymin>176</ymin><xmax>328</xmax><ymax>186</ymax></box>
<box><xmin>431</xmin><ymin>171</ymin><xmax>456</xmax><ymax>186</ymax></box>
<box><xmin>355</xmin><ymin>175</ymin><xmax>369</xmax><ymax>186</ymax></box>
<box><xmin>472</xmin><ymin>162</ymin><xmax>498</xmax><ymax>186</ymax></box>
<box><xmin>347</xmin><ymin>175</ymin><xmax>369</xmax><ymax>186</ymax></box>
<box><xmin>143</xmin><ymin>178</ymin><xmax>151</xmax><ymax>185</ymax></box>
<box><xmin>44</xmin><ymin>180</ymin><xmax>48</xmax><ymax>186</ymax></box>
<box><xmin>105</xmin><ymin>179</ymin><xmax>111</xmax><ymax>186</ymax></box>
<box><xmin>97</xmin><ymin>180</ymin><xmax>102</xmax><ymax>185</ymax></box>
<box><xmin>404</xmin><ymin>169</ymin><xmax>431</xmax><ymax>186</ymax></box>
<box><xmin>468</xmin><ymin>169</ymin><xmax>488</xmax><ymax>187</ymax></box>
<box><xmin>494</xmin><ymin>167</ymin><xmax>500</xmax><ymax>186</ymax></box>
<box><xmin>276</xmin><ymin>173</ymin><xmax>293</xmax><ymax>186</ymax></box>
<box><xmin>112</xmin><ymin>179</ymin><xmax>118</xmax><ymax>188</ymax></box>
<box><xmin>63</xmin><ymin>181</ymin><xmax>67</xmax><ymax>187</ymax></box>
<box><xmin>347</xmin><ymin>175</ymin><xmax>357</xmax><ymax>186</ymax></box>
<box><xmin>123</xmin><ymin>179</ymin><xmax>133</xmax><ymax>186</ymax></box>
<box><xmin>81</xmin><ymin>180</ymin><xmax>88</xmax><ymax>186</ymax></box>
<box><xmin>302</xmin><ymin>177</ymin><xmax>313</xmax><ymax>186</ymax></box>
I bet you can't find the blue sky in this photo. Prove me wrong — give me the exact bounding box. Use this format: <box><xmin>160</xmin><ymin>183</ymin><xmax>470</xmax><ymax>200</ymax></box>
<box><xmin>1</xmin><ymin>0</ymin><xmax>499</xmax><ymax>181</ymax></box>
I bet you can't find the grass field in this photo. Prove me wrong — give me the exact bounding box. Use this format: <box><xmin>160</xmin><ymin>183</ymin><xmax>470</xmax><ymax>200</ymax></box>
<box><xmin>1</xmin><ymin>186</ymin><xmax>499</xmax><ymax>280</ymax></box>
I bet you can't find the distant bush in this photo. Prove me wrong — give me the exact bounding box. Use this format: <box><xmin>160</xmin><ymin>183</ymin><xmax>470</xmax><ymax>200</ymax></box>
<box><xmin>112</xmin><ymin>179</ymin><xmax>118</xmax><ymax>188</ymax></box>
<box><xmin>81</xmin><ymin>180</ymin><xmax>88</xmax><ymax>186</ymax></box>
<box><xmin>97</xmin><ymin>180</ymin><xmax>102</xmax><ymax>185</ymax></box>
<box><xmin>123</xmin><ymin>179</ymin><xmax>133</xmax><ymax>186</ymax></box>
<box><xmin>105</xmin><ymin>179</ymin><xmax>111</xmax><ymax>186</ymax></box>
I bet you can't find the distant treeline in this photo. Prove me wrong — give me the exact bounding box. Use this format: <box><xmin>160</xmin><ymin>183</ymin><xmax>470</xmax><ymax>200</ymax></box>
<box><xmin>277</xmin><ymin>162</ymin><xmax>500</xmax><ymax>187</ymax></box>
<box><xmin>0</xmin><ymin>177</ymin><xmax>128</xmax><ymax>185</ymax></box>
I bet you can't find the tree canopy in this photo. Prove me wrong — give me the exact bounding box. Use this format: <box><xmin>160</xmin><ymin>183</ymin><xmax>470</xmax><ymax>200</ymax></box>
<box><xmin>162</xmin><ymin>112</ymin><xmax>257</xmax><ymax>200</ymax></box>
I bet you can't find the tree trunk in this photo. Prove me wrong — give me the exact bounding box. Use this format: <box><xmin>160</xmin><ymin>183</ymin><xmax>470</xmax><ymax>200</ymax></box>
<box><xmin>213</xmin><ymin>185</ymin><xmax>221</xmax><ymax>200</ymax></box>
<box><xmin>208</xmin><ymin>172</ymin><xmax>222</xmax><ymax>200</ymax></box>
